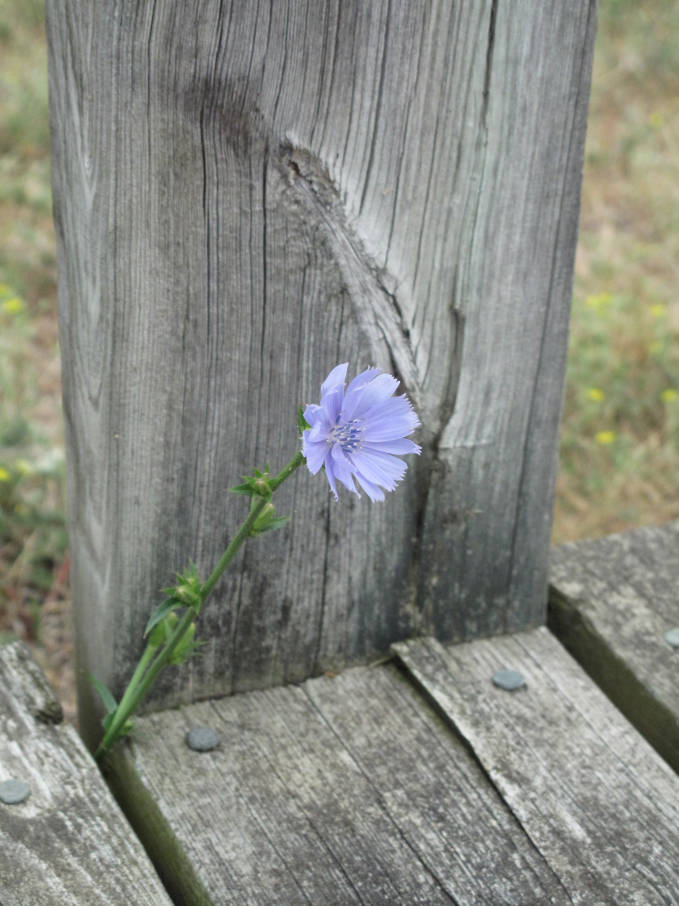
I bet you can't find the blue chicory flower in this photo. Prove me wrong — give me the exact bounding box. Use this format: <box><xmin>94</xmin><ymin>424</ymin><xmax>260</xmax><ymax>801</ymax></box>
<box><xmin>302</xmin><ymin>363</ymin><xmax>421</xmax><ymax>501</ymax></box>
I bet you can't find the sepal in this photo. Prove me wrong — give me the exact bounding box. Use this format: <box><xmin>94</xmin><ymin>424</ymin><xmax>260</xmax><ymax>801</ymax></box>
<box><xmin>229</xmin><ymin>467</ymin><xmax>273</xmax><ymax>499</ymax></box>
<box><xmin>297</xmin><ymin>406</ymin><xmax>311</xmax><ymax>435</ymax></box>
<box><xmin>249</xmin><ymin>502</ymin><xmax>290</xmax><ymax>536</ymax></box>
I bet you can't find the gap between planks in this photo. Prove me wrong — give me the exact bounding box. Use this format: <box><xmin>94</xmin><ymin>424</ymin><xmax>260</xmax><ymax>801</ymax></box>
<box><xmin>106</xmin><ymin>625</ymin><xmax>679</xmax><ymax>905</ymax></box>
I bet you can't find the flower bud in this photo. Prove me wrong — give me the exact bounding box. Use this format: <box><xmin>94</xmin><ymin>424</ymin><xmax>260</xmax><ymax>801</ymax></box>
<box><xmin>169</xmin><ymin>622</ymin><xmax>196</xmax><ymax>665</ymax></box>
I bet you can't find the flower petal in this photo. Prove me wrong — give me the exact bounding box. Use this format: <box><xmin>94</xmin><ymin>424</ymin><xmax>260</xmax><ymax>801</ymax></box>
<box><xmin>320</xmin><ymin>363</ymin><xmax>348</xmax><ymax>423</ymax></box>
<box><xmin>330</xmin><ymin>444</ymin><xmax>359</xmax><ymax>495</ymax></box>
<box><xmin>303</xmin><ymin>403</ymin><xmax>323</xmax><ymax>425</ymax></box>
<box><xmin>353</xmin><ymin>470</ymin><xmax>385</xmax><ymax>502</ymax></box>
<box><xmin>361</xmin><ymin>396</ymin><xmax>420</xmax><ymax>441</ymax></box>
<box><xmin>362</xmin><ymin>438</ymin><xmax>421</xmax><ymax>456</ymax></box>
<box><xmin>340</xmin><ymin>367</ymin><xmax>382</xmax><ymax>420</ymax></box>
<box><xmin>343</xmin><ymin>372</ymin><xmax>400</xmax><ymax>420</ymax></box>
<box><xmin>321</xmin><ymin>362</ymin><xmax>349</xmax><ymax>398</ymax></box>
<box><xmin>303</xmin><ymin>438</ymin><xmax>329</xmax><ymax>475</ymax></box>
<box><xmin>323</xmin><ymin>454</ymin><xmax>339</xmax><ymax>500</ymax></box>
<box><xmin>350</xmin><ymin>447</ymin><xmax>406</xmax><ymax>491</ymax></box>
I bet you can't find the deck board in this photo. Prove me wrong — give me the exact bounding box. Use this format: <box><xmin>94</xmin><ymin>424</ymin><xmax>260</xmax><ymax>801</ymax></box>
<box><xmin>549</xmin><ymin>521</ymin><xmax>679</xmax><ymax>771</ymax></box>
<box><xmin>394</xmin><ymin>628</ymin><xmax>679</xmax><ymax>905</ymax></box>
<box><xmin>0</xmin><ymin>642</ymin><xmax>171</xmax><ymax>906</ymax></box>
<box><xmin>108</xmin><ymin>661</ymin><xmax>569</xmax><ymax>905</ymax></box>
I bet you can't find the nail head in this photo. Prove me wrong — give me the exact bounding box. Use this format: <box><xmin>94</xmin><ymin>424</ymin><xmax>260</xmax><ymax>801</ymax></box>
<box><xmin>664</xmin><ymin>628</ymin><xmax>679</xmax><ymax>649</ymax></box>
<box><xmin>492</xmin><ymin>668</ymin><xmax>526</xmax><ymax>691</ymax></box>
<box><xmin>0</xmin><ymin>779</ymin><xmax>31</xmax><ymax>805</ymax></box>
<box><xmin>186</xmin><ymin>727</ymin><xmax>220</xmax><ymax>752</ymax></box>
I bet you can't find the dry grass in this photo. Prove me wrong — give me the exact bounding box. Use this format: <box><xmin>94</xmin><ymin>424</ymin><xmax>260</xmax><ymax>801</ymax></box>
<box><xmin>553</xmin><ymin>0</ymin><xmax>679</xmax><ymax>541</ymax></box>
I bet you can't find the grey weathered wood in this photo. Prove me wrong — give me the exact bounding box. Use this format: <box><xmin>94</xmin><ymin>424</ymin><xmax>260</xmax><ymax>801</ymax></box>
<box><xmin>47</xmin><ymin>0</ymin><xmax>596</xmax><ymax>742</ymax></box>
<box><xmin>0</xmin><ymin>642</ymin><xmax>172</xmax><ymax>906</ymax></box>
<box><xmin>394</xmin><ymin>629</ymin><xmax>679</xmax><ymax>905</ymax></box>
<box><xmin>549</xmin><ymin>520</ymin><xmax>679</xmax><ymax>772</ymax></box>
<box><xmin>106</xmin><ymin>660</ymin><xmax>570</xmax><ymax>905</ymax></box>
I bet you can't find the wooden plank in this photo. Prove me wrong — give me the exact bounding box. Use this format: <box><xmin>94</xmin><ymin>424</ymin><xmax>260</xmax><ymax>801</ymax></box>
<box><xmin>106</xmin><ymin>662</ymin><xmax>570</xmax><ymax>905</ymax></box>
<box><xmin>47</xmin><ymin>0</ymin><xmax>596</xmax><ymax>744</ymax></box>
<box><xmin>549</xmin><ymin>521</ymin><xmax>679</xmax><ymax>772</ymax></box>
<box><xmin>0</xmin><ymin>642</ymin><xmax>172</xmax><ymax>906</ymax></box>
<box><xmin>393</xmin><ymin>628</ymin><xmax>679</xmax><ymax>905</ymax></box>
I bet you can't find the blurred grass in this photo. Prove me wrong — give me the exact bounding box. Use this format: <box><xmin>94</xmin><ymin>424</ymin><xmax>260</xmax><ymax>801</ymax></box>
<box><xmin>0</xmin><ymin>0</ymin><xmax>677</xmax><ymax>651</ymax></box>
<box><xmin>553</xmin><ymin>0</ymin><xmax>679</xmax><ymax>541</ymax></box>
<box><xmin>0</xmin><ymin>0</ymin><xmax>64</xmax><ymax>648</ymax></box>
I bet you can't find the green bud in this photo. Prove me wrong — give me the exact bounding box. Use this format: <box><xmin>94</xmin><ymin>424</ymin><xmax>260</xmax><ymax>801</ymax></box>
<box><xmin>148</xmin><ymin>620</ymin><xmax>167</xmax><ymax>648</ymax></box>
<box><xmin>253</xmin><ymin>477</ymin><xmax>271</xmax><ymax>496</ymax></box>
<box><xmin>169</xmin><ymin>622</ymin><xmax>197</xmax><ymax>665</ymax></box>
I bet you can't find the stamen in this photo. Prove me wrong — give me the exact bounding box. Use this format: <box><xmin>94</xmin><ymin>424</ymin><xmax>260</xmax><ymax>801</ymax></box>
<box><xmin>328</xmin><ymin>418</ymin><xmax>364</xmax><ymax>453</ymax></box>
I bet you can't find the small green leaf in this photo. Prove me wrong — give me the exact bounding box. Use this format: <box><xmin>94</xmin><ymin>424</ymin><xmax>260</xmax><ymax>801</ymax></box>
<box><xmin>256</xmin><ymin>515</ymin><xmax>290</xmax><ymax>534</ymax></box>
<box><xmin>144</xmin><ymin>598</ymin><xmax>179</xmax><ymax>638</ymax></box>
<box><xmin>103</xmin><ymin>712</ymin><xmax>134</xmax><ymax>736</ymax></box>
<box><xmin>91</xmin><ymin>676</ymin><xmax>117</xmax><ymax>716</ymax></box>
<box><xmin>297</xmin><ymin>406</ymin><xmax>311</xmax><ymax>434</ymax></box>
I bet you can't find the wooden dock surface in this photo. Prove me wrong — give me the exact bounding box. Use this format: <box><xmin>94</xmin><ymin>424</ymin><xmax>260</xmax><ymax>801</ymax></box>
<box><xmin>3</xmin><ymin>521</ymin><xmax>678</xmax><ymax>904</ymax></box>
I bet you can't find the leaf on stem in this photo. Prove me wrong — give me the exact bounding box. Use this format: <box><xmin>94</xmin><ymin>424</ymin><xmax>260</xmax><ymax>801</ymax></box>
<box><xmin>144</xmin><ymin>598</ymin><xmax>180</xmax><ymax>638</ymax></box>
<box><xmin>253</xmin><ymin>514</ymin><xmax>290</xmax><ymax>535</ymax></box>
<box><xmin>229</xmin><ymin>467</ymin><xmax>273</xmax><ymax>499</ymax></box>
<box><xmin>91</xmin><ymin>675</ymin><xmax>117</xmax><ymax>716</ymax></box>
<box><xmin>297</xmin><ymin>406</ymin><xmax>311</xmax><ymax>434</ymax></box>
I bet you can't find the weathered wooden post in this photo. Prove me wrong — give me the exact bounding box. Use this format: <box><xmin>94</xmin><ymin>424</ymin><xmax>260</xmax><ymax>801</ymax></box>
<box><xmin>47</xmin><ymin>0</ymin><xmax>596</xmax><ymax>751</ymax></box>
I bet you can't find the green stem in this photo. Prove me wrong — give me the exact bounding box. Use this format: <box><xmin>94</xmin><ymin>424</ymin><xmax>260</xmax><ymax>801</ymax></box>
<box><xmin>95</xmin><ymin>639</ymin><xmax>158</xmax><ymax>759</ymax></box>
<box><xmin>95</xmin><ymin>449</ymin><xmax>305</xmax><ymax>759</ymax></box>
<box><xmin>270</xmin><ymin>450</ymin><xmax>305</xmax><ymax>492</ymax></box>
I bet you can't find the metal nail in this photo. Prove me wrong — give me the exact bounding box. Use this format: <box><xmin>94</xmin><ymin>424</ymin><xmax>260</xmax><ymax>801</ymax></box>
<box><xmin>492</xmin><ymin>668</ymin><xmax>526</xmax><ymax>691</ymax></box>
<box><xmin>664</xmin><ymin>628</ymin><xmax>679</xmax><ymax>649</ymax></box>
<box><xmin>186</xmin><ymin>726</ymin><xmax>220</xmax><ymax>752</ymax></box>
<box><xmin>0</xmin><ymin>779</ymin><xmax>31</xmax><ymax>805</ymax></box>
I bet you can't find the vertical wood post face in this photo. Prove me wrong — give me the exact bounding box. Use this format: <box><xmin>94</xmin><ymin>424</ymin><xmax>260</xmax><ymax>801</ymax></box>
<box><xmin>47</xmin><ymin>0</ymin><xmax>596</xmax><ymax>741</ymax></box>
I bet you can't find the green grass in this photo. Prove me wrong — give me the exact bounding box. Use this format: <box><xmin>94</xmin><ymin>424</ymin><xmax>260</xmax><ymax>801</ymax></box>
<box><xmin>553</xmin><ymin>0</ymin><xmax>679</xmax><ymax>541</ymax></box>
<box><xmin>0</xmin><ymin>0</ymin><xmax>64</xmax><ymax>644</ymax></box>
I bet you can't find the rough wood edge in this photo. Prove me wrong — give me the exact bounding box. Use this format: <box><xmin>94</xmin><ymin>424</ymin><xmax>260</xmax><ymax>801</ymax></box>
<box><xmin>548</xmin><ymin>583</ymin><xmax>679</xmax><ymax>774</ymax></box>
<box><xmin>103</xmin><ymin>750</ymin><xmax>215</xmax><ymax>906</ymax></box>
<box><xmin>0</xmin><ymin>642</ymin><xmax>173</xmax><ymax>905</ymax></box>
<box><xmin>391</xmin><ymin>629</ymin><xmax>679</xmax><ymax>903</ymax></box>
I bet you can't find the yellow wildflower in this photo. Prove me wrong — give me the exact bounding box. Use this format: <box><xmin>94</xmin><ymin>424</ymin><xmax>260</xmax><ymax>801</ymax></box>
<box><xmin>0</xmin><ymin>467</ymin><xmax>10</xmax><ymax>482</ymax></box>
<box><xmin>586</xmin><ymin>388</ymin><xmax>605</xmax><ymax>402</ymax></box>
<box><xmin>595</xmin><ymin>430</ymin><xmax>616</xmax><ymax>446</ymax></box>
<box><xmin>1</xmin><ymin>297</ymin><xmax>24</xmax><ymax>315</ymax></box>
<box><xmin>585</xmin><ymin>292</ymin><xmax>612</xmax><ymax>310</ymax></box>
<box><xmin>661</xmin><ymin>388</ymin><xmax>678</xmax><ymax>403</ymax></box>
<box><xmin>13</xmin><ymin>458</ymin><xmax>32</xmax><ymax>475</ymax></box>
<box><xmin>649</xmin><ymin>304</ymin><xmax>667</xmax><ymax>319</ymax></box>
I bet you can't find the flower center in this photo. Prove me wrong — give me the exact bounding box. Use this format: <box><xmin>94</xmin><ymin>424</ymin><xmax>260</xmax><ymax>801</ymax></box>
<box><xmin>329</xmin><ymin>418</ymin><xmax>364</xmax><ymax>454</ymax></box>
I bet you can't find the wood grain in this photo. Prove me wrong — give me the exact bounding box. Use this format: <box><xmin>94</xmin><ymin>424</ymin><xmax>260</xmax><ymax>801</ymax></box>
<box><xmin>549</xmin><ymin>521</ymin><xmax>679</xmax><ymax>772</ymax></box>
<box><xmin>46</xmin><ymin>0</ymin><xmax>596</xmax><ymax>742</ymax></box>
<box><xmin>0</xmin><ymin>643</ymin><xmax>171</xmax><ymax>906</ymax></box>
<box><xmin>394</xmin><ymin>628</ymin><xmax>679</xmax><ymax>905</ymax></box>
<box><xmin>107</xmin><ymin>661</ymin><xmax>569</xmax><ymax>905</ymax></box>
